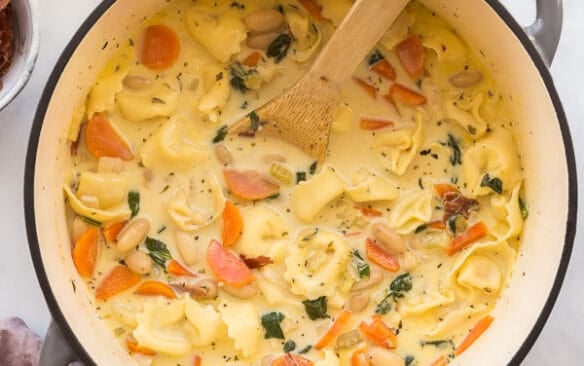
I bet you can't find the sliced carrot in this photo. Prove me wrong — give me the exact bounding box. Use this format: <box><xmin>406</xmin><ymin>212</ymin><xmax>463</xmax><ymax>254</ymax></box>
<box><xmin>359</xmin><ymin>315</ymin><xmax>398</xmax><ymax>349</ymax></box>
<box><xmin>371</xmin><ymin>59</ymin><xmax>396</xmax><ymax>81</ymax></box>
<box><xmin>358</xmin><ymin>206</ymin><xmax>383</xmax><ymax>217</ymax></box>
<box><xmin>351</xmin><ymin>348</ymin><xmax>370</xmax><ymax>366</ymax></box>
<box><xmin>223</xmin><ymin>170</ymin><xmax>279</xmax><ymax>201</ymax></box>
<box><xmin>86</xmin><ymin>113</ymin><xmax>134</xmax><ymax>161</ymax></box>
<box><xmin>140</xmin><ymin>24</ymin><xmax>180</xmax><ymax>70</ymax></box>
<box><xmin>102</xmin><ymin>221</ymin><xmax>126</xmax><ymax>243</ymax></box>
<box><xmin>243</xmin><ymin>51</ymin><xmax>262</xmax><ymax>67</ymax></box>
<box><xmin>298</xmin><ymin>0</ymin><xmax>324</xmax><ymax>22</ymax></box>
<box><xmin>435</xmin><ymin>183</ymin><xmax>460</xmax><ymax>199</ymax></box>
<box><xmin>427</xmin><ymin>220</ymin><xmax>447</xmax><ymax>230</ymax></box>
<box><xmin>359</xmin><ymin>118</ymin><xmax>394</xmax><ymax>131</ymax></box>
<box><xmin>353</xmin><ymin>77</ymin><xmax>377</xmax><ymax>99</ymax></box>
<box><xmin>126</xmin><ymin>337</ymin><xmax>156</xmax><ymax>356</ymax></box>
<box><xmin>72</xmin><ymin>227</ymin><xmax>99</xmax><ymax>278</ymax></box>
<box><xmin>222</xmin><ymin>201</ymin><xmax>243</xmax><ymax>247</ymax></box>
<box><xmin>455</xmin><ymin>315</ymin><xmax>494</xmax><ymax>356</ymax></box>
<box><xmin>429</xmin><ymin>355</ymin><xmax>448</xmax><ymax>366</ymax></box>
<box><xmin>365</xmin><ymin>239</ymin><xmax>400</xmax><ymax>272</ymax></box>
<box><xmin>192</xmin><ymin>355</ymin><xmax>202</xmax><ymax>366</ymax></box>
<box><xmin>95</xmin><ymin>265</ymin><xmax>140</xmax><ymax>301</ymax></box>
<box><xmin>206</xmin><ymin>239</ymin><xmax>254</xmax><ymax>288</ymax></box>
<box><xmin>396</xmin><ymin>35</ymin><xmax>425</xmax><ymax>80</ymax></box>
<box><xmin>448</xmin><ymin>222</ymin><xmax>488</xmax><ymax>255</ymax></box>
<box><xmin>167</xmin><ymin>259</ymin><xmax>197</xmax><ymax>277</ymax></box>
<box><xmin>315</xmin><ymin>309</ymin><xmax>352</xmax><ymax>350</ymax></box>
<box><xmin>135</xmin><ymin>280</ymin><xmax>177</xmax><ymax>299</ymax></box>
<box><xmin>271</xmin><ymin>353</ymin><xmax>315</xmax><ymax>366</ymax></box>
<box><xmin>389</xmin><ymin>84</ymin><xmax>427</xmax><ymax>106</ymax></box>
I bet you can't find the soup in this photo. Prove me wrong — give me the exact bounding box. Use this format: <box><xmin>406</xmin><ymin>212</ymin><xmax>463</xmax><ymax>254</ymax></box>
<box><xmin>63</xmin><ymin>0</ymin><xmax>526</xmax><ymax>365</ymax></box>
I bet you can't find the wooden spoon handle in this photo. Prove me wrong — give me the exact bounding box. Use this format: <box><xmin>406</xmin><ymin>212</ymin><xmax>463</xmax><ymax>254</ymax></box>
<box><xmin>310</xmin><ymin>0</ymin><xmax>410</xmax><ymax>84</ymax></box>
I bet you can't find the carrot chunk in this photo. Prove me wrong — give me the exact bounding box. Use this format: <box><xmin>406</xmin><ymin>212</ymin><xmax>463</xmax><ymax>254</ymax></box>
<box><xmin>95</xmin><ymin>265</ymin><xmax>140</xmax><ymax>301</ymax></box>
<box><xmin>389</xmin><ymin>84</ymin><xmax>427</xmax><ymax>106</ymax></box>
<box><xmin>222</xmin><ymin>201</ymin><xmax>243</xmax><ymax>247</ymax></box>
<box><xmin>140</xmin><ymin>24</ymin><xmax>180</xmax><ymax>70</ymax></box>
<box><xmin>102</xmin><ymin>221</ymin><xmax>126</xmax><ymax>243</ymax></box>
<box><xmin>86</xmin><ymin>113</ymin><xmax>134</xmax><ymax>161</ymax></box>
<box><xmin>454</xmin><ymin>315</ymin><xmax>494</xmax><ymax>356</ymax></box>
<box><xmin>448</xmin><ymin>222</ymin><xmax>488</xmax><ymax>255</ymax></box>
<box><xmin>353</xmin><ymin>77</ymin><xmax>377</xmax><ymax>99</ymax></box>
<box><xmin>435</xmin><ymin>183</ymin><xmax>460</xmax><ymax>199</ymax></box>
<box><xmin>315</xmin><ymin>309</ymin><xmax>352</xmax><ymax>350</ymax></box>
<box><xmin>223</xmin><ymin>170</ymin><xmax>279</xmax><ymax>201</ymax></box>
<box><xmin>365</xmin><ymin>239</ymin><xmax>400</xmax><ymax>272</ymax></box>
<box><xmin>135</xmin><ymin>280</ymin><xmax>177</xmax><ymax>299</ymax></box>
<box><xmin>167</xmin><ymin>259</ymin><xmax>197</xmax><ymax>277</ymax></box>
<box><xmin>371</xmin><ymin>59</ymin><xmax>396</xmax><ymax>81</ymax></box>
<box><xmin>72</xmin><ymin>227</ymin><xmax>99</xmax><ymax>278</ymax></box>
<box><xmin>192</xmin><ymin>355</ymin><xmax>202</xmax><ymax>366</ymax></box>
<box><xmin>396</xmin><ymin>35</ymin><xmax>425</xmax><ymax>80</ymax></box>
<box><xmin>298</xmin><ymin>0</ymin><xmax>324</xmax><ymax>22</ymax></box>
<box><xmin>360</xmin><ymin>118</ymin><xmax>394</xmax><ymax>131</ymax></box>
<box><xmin>359</xmin><ymin>315</ymin><xmax>398</xmax><ymax>349</ymax></box>
<box><xmin>271</xmin><ymin>353</ymin><xmax>315</xmax><ymax>366</ymax></box>
<box><xmin>350</xmin><ymin>348</ymin><xmax>370</xmax><ymax>366</ymax></box>
<box><xmin>206</xmin><ymin>239</ymin><xmax>254</xmax><ymax>288</ymax></box>
<box><xmin>126</xmin><ymin>337</ymin><xmax>156</xmax><ymax>356</ymax></box>
<box><xmin>358</xmin><ymin>206</ymin><xmax>383</xmax><ymax>217</ymax></box>
<box><xmin>243</xmin><ymin>51</ymin><xmax>262</xmax><ymax>67</ymax></box>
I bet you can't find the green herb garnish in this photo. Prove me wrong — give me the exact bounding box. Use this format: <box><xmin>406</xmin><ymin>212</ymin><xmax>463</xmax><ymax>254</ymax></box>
<box><xmin>447</xmin><ymin>133</ymin><xmax>462</xmax><ymax>166</ymax></box>
<box><xmin>414</xmin><ymin>224</ymin><xmax>427</xmax><ymax>234</ymax></box>
<box><xmin>405</xmin><ymin>355</ymin><xmax>415</xmax><ymax>366</ymax></box>
<box><xmin>296</xmin><ymin>171</ymin><xmax>307</xmax><ymax>184</ymax></box>
<box><xmin>519</xmin><ymin>196</ymin><xmax>529</xmax><ymax>219</ymax></box>
<box><xmin>298</xmin><ymin>345</ymin><xmax>312</xmax><ymax>354</ymax></box>
<box><xmin>302</xmin><ymin>296</ymin><xmax>328</xmax><ymax>320</ymax></box>
<box><xmin>351</xmin><ymin>250</ymin><xmax>370</xmax><ymax>279</ymax></box>
<box><xmin>309</xmin><ymin>161</ymin><xmax>317</xmax><ymax>175</ymax></box>
<box><xmin>212</xmin><ymin>125</ymin><xmax>229</xmax><ymax>143</ymax></box>
<box><xmin>420</xmin><ymin>339</ymin><xmax>454</xmax><ymax>348</ymax></box>
<box><xmin>128</xmin><ymin>191</ymin><xmax>140</xmax><ymax>218</ymax></box>
<box><xmin>481</xmin><ymin>174</ymin><xmax>503</xmax><ymax>194</ymax></box>
<box><xmin>283</xmin><ymin>340</ymin><xmax>296</xmax><ymax>353</ymax></box>
<box><xmin>368</xmin><ymin>49</ymin><xmax>384</xmax><ymax>66</ymax></box>
<box><xmin>145</xmin><ymin>237</ymin><xmax>172</xmax><ymax>269</ymax></box>
<box><xmin>248</xmin><ymin>110</ymin><xmax>260</xmax><ymax>132</ymax></box>
<box><xmin>267</xmin><ymin>34</ymin><xmax>292</xmax><ymax>63</ymax></box>
<box><xmin>261</xmin><ymin>312</ymin><xmax>285</xmax><ymax>339</ymax></box>
<box><xmin>375</xmin><ymin>273</ymin><xmax>413</xmax><ymax>314</ymax></box>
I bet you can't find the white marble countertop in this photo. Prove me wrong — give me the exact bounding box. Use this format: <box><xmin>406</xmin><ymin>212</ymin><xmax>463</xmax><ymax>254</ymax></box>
<box><xmin>0</xmin><ymin>0</ymin><xmax>581</xmax><ymax>365</ymax></box>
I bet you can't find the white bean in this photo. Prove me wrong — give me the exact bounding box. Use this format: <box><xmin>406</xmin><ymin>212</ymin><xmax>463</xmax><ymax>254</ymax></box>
<box><xmin>222</xmin><ymin>283</ymin><xmax>258</xmax><ymax>299</ymax></box>
<box><xmin>245</xmin><ymin>10</ymin><xmax>284</xmax><ymax>34</ymax></box>
<box><xmin>170</xmin><ymin>277</ymin><xmax>218</xmax><ymax>299</ymax></box>
<box><xmin>116</xmin><ymin>218</ymin><xmax>150</xmax><ymax>253</ymax></box>
<box><xmin>351</xmin><ymin>267</ymin><xmax>384</xmax><ymax>292</ymax></box>
<box><xmin>125</xmin><ymin>250</ymin><xmax>152</xmax><ymax>275</ymax></box>
<box><xmin>215</xmin><ymin>144</ymin><xmax>233</xmax><ymax>165</ymax></box>
<box><xmin>368</xmin><ymin>347</ymin><xmax>405</xmax><ymax>366</ymax></box>
<box><xmin>347</xmin><ymin>291</ymin><xmax>370</xmax><ymax>313</ymax></box>
<box><xmin>247</xmin><ymin>32</ymin><xmax>280</xmax><ymax>50</ymax></box>
<box><xmin>123</xmin><ymin>75</ymin><xmax>152</xmax><ymax>90</ymax></box>
<box><xmin>371</xmin><ymin>223</ymin><xmax>406</xmax><ymax>254</ymax></box>
<box><xmin>175</xmin><ymin>231</ymin><xmax>198</xmax><ymax>265</ymax></box>
<box><xmin>449</xmin><ymin>70</ymin><xmax>483</xmax><ymax>88</ymax></box>
<box><xmin>402</xmin><ymin>251</ymin><xmax>419</xmax><ymax>272</ymax></box>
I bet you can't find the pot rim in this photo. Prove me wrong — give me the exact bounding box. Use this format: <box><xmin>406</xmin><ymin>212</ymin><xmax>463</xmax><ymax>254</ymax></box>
<box><xmin>24</xmin><ymin>1</ymin><xmax>577</xmax><ymax>365</ymax></box>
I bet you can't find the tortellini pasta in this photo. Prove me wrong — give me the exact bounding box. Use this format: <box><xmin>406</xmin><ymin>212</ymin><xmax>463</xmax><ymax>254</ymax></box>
<box><xmin>319</xmin><ymin>0</ymin><xmax>352</xmax><ymax>27</ymax></box>
<box><xmin>234</xmin><ymin>205</ymin><xmax>288</xmax><ymax>258</ymax></box>
<box><xmin>388</xmin><ymin>187</ymin><xmax>432</xmax><ymax>234</ymax></box>
<box><xmin>76</xmin><ymin>171</ymin><xmax>129</xmax><ymax>209</ymax></box>
<box><xmin>87</xmin><ymin>69</ymin><xmax>127</xmax><ymax>119</ymax></box>
<box><xmin>331</xmin><ymin>103</ymin><xmax>354</xmax><ymax>133</ymax></box>
<box><xmin>486</xmin><ymin>182</ymin><xmax>524</xmax><ymax>240</ymax></box>
<box><xmin>346</xmin><ymin>168</ymin><xmax>399</xmax><ymax>202</ymax></box>
<box><xmin>184</xmin><ymin>297</ymin><xmax>224</xmax><ymax>347</ymax></box>
<box><xmin>444</xmin><ymin>91</ymin><xmax>488</xmax><ymax>137</ymax></box>
<box><xmin>198</xmin><ymin>63</ymin><xmax>231</xmax><ymax>122</ymax></box>
<box><xmin>292</xmin><ymin>165</ymin><xmax>345</xmax><ymax>222</ymax></box>
<box><xmin>218</xmin><ymin>300</ymin><xmax>261</xmax><ymax>358</ymax></box>
<box><xmin>372</xmin><ymin>114</ymin><xmax>423</xmax><ymax>175</ymax></box>
<box><xmin>285</xmin><ymin>9</ymin><xmax>323</xmax><ymax>62</ymax></box>
<box><xmin>63</xmin><ymin>185</ymin><xmax>131</xmax><ymax>224</ymax></box>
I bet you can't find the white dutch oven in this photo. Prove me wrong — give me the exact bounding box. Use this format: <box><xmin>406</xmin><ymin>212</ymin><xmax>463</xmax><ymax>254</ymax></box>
<box><xmin>25</xmin><ymin>0</ymin><xmax>577</xmax><ymax>365</ymax></box>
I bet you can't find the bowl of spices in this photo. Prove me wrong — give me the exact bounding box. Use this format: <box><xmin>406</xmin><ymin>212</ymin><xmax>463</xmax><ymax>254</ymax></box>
<box><xmin>0</xmin><ymin>0</ymin><xmax>39</xmax><ymax>111</ymax></box>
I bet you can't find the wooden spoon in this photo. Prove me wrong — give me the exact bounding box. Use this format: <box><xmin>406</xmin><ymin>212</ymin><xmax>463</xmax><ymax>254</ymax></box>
<box><xmin>231</xmin><ymin>0</ymin><xmax>410</xmax><ymax>162</ymax></box>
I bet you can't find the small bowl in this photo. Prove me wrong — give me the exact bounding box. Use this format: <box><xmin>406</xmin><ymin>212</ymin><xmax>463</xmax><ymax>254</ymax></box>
<box><xmin>0</xmin><ymin>0</ymin><xmax>39</xmax><ymax>111</ymax></box>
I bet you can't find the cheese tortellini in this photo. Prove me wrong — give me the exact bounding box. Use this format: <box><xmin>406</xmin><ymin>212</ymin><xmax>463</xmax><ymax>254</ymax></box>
<box><xmin>218</xmin><ymin>300</ymin><xmax>261</xmax><ymax>358</ymax></box>
<box><xmin>388</xmin><ymin>187</ymin><xmax>432</xmax><ymax>234</ymax></box>
<box><xmin>346</xmin><ymin>168</ymin><xmax>400</xmax><ymax>203</ymax></box>
<box><xmin>76</xmin><ymin>171</ymin><xmax>129</xmax><ymax>209</ymax></box>
<box><xmin>234</xmin><ymin>205</ymin><xmax>288</xmax><ymax>258</ymax></box>
<box><xmin>292</xmin><ymin>165</ymin><xmax>345</xmax><ymax>222</ymax></box>
<box><xmin>372</xmin><ymin>114</ymin><xmax>423</xmax><ymax>175</ymax></box>
<box><xmin>198</xmin><ymin>63</ymin><xmax>231</xmax><ymax>122</ymax></box>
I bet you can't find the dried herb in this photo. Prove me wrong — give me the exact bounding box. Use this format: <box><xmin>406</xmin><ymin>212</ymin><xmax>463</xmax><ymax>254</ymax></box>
<box><xmin>302</xmin><ymin>296</ymin><xmax>328</xmax><ymax>320</ymax></box>
<box><xmin>213</xmin><ymin>125</ymin><xmax>229</xmax><ymax>143</ymax></box>
<box><xmin>267</xmin><ymin>34</ymin><xmax>292</xmax><ymax>63</ymax></box>
<box><xmin>481</xmin><ymin>174</ymin><xmax>503</xmax><ymax>194</ymax></box>
<box><xmin>128</xmin><ymin>191</ymin><xmax>140</xmax><ymax>218</ymax></box>
<box><xmin>261</xmin><ymin>312</ymin><xmax>285</xmax><ymax>339</ymax></box>
<box><xmin>351</xmin><ymin>250</ymin><xmax>370</xmax><ymax>279</ymax></box>
<box><xmin>447</xmin><ymin>133</ymin><xmax>462</xmax><ymax>166</ymax></box>
<box><xmin>145</xmin><ymin>237</ymin><xmax>172</xmax><ymax>269</ymax></box>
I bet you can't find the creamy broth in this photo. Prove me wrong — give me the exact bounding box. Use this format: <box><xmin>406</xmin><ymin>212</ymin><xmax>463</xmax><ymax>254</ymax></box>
<box><xmin>65</xmin><ymin>1</ymin><xmax>526</xmax><ymax>365</ymax></box>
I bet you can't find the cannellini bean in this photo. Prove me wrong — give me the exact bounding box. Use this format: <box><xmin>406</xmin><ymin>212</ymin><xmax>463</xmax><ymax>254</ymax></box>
<box><xmin>449</xmin><ymin>70</ymin><xmax>483</xmax><ymax>88</ymax></box>
<box><xmin>215</xmin><ymin>144</ymin><xmax>233</xmax><ymax>165</ymax></box>
<box><xmin>142</xmin><ymin>168</ymin><xmax>153</xmax><ymax>182</ymax></box>
<box><xmin>347</xmin><ymin>291</ymin><xmax>370</xmax><ymax>313</ymax></box>
<box><xmin>371</xmin><ymin>223</ymin><xmax>406</xmax><ymax>254</ymax></box>
<box><xmin>170</xmin><ymin>276</ymin><xmax>218</xmax><ymax>299</ymax></box>
<box><xmin>71</xmin><ymin>216</ymin><xmax>91</xmax><ymax>243</ymax></box>
<box><xmin>402</xmin><ymin>251</ymin><xmax>419</xmax><ymax>272</ymax></box>
<box><xmin>336</xmin><ymin>329</ymin><xmax>363</xmax><ymax>350</ymax></box>
<box><xmin>116</xmin><ymin>218</ymin><xmax>150</xmax><ymax>253</ymax></box>
<box><xmin>368</xmin><ymin>347</ymin><xmax>405</xmax><ymax>366</ymax></box>
<box><xmin>221</xmin><ymin>283</ymin><xmax>258</xmax><ymax>299</ymax></box>
<box><xmin>351</xmin><ymin>267</ymin><xmax>384</xmax><ymax>292</ymax></box>
<box><xmin>245</xmin><ymin>10</ymin><xmax>285</xmax><ymax>34</ymax></box>
<box><xmin>123</xmin><ymin>75</ymin><xmax>152</xmax><ymax>90</ymax></box>
<box><xmin>97</xmin><ymin>157</ymin><xmax>124</xmax><ymax>173</ymax></box>
<box><xmin>262</xmin><ymin>153</ymin><xmax>287</xmax><ymax>163</ymax></box>
<box><xmin>125</xmin><ymin>250</ymin><xmax>152</xmax><ymax>275</ymax></box>
<box><xmin>247</xmin><ymin>32</ymin><xmax>280</xmax><ymax>50</ymax></box>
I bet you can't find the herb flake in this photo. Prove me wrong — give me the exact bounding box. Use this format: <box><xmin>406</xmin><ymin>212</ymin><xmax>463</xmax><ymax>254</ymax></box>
<box><xmin>447</xmin><ymin>133</ymin><xmax>462</xmax><ymax>166</ymax></box>
<box><xmin>128</xmin><ymin>191</ymin><xmax>140</xmax><ymax>218</ymax></box>
<box><xmin>480</xmin><ymin>174</ymin><xmax>503</xmax><ymax>194</ymax></box>
<box><xmin>213</xmin><ymin>125</ymin><xmax>229</xmax><ymax>143</ymax></box>
<box><xmin>302</xmin><ymin>296</ymin><xmax>328</xmax><ymax>320</ymax></box>
<box><xmin>248</xmin><ymin>111</ymin><xmax>260</xmax><ymax>132</ymax></box>
<box><xmin>267</xmin><ymin>34</ymin><xmax>292</xmax><ymax>63</ymax></box>
<box><xmin>261</xmin><ymin>312</ymin><xmax>285</xmax><ymax>339</ymax></box>
<box><xmin>351</xmin><ymin>250</ymin><xmax>370</xmax><ymax>279</ymax></box>
<box><xmin>145</xmin><ymin>237</ymin><xmax>172</xmax><ymax>269</ymax></box>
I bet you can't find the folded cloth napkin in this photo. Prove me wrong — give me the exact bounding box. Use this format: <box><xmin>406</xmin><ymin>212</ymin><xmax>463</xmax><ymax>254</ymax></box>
<box><xmin>0</xmin><ymin>318</ymin><xmax>84</xmax><ymax>366</ymax></box>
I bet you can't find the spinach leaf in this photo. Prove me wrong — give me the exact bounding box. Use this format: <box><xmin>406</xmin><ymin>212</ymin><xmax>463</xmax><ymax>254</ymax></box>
<box><xmin>309</xmin><ymin>161</ymin><xmax>317</xmax><ymax>175</ymax></box>
<box><xmin>267</xmin><ymin>34</ymin><xmax>292</xmax><ymax>63</ymax></box>
<box><xmin>447</xmin><ymin>134</ymin><xmax>462</xmax><ymax>166</ymax></box>
<box><xmin>519</xmin><ymin>196</ymin><xmax>529</xmax><ymax>219</ymax></box>
<box><xmin>283</xmin><ymin>340</ymin><xmax>296</xmax><ymax>353</ymax></box>
<box><xmin>368</xmin><ymin>49</ymin><xmax>384</xmax><ymax>66</ymax></box>
<box><xmin>248</xmin><ymin>110</ymin><xmax>260</xmax><ymax>132</ymax></box>
<box><xmin>420</xmin><ymin>339</ymin><xmax>454</xmax><ymax>348</ymax></box>
<box><xmin>145</xmin><ymin>237</ymin><xmax>172</xmax><ymax>269</ymax></box>
<box><xmin>374</xmin><ymin>296</ymin><xmax>392</xmax><ymax>315</ymax></box>
<box><xmin>480</xmin><ymin>174</ymin><xmax>503</xmax><ymax>194</ymax></box>
<box><xmin>212</xmin><ymin>125</ymin><xmax>229</xmax><ymax>143</ymax></box>
<box><xmin>390</xmin><ymin>273</ymin><xmax>413</xmax><ymax>293</ymax></box>
<box><xmin>414</xmin><ymin>224</ymin><xmax>427</xmax><ymax>234</ymax></box>
<box><xmin>298</xmin><ymin>345</ymin><xmax>312</xmax><ymax>354</ymax></box>
<box><xmin>302</xmin><ymin>296</ymin><xmax>328</xmax><ymax>320</ymax></box>
<box><xmin>405</xmin><ymin>355</ymin><xmax>415</xmax><ymax>366</ymax></box>
<box><xmin>261</xmin><ymin>312</ymin><xmax>285</xmax><ymax>339</ymax></box>
<box><xmin>229</xmin><ymin>62</ymin><xmax>253</xmax><ymax>93</ymax></box>
<box><xmin>128</xmin><ymin>191</ymin><xmax>140</xmax><ymax>218</ymax></box>
<box><xmin>296</xmin><ymin>171</ymin><xmax>307</xmax><ymax>184</ymax></box>
<box><xmin>351</xmin><ymin>250</ymin><xmax>370</xmax><ymax>279</ymax></box>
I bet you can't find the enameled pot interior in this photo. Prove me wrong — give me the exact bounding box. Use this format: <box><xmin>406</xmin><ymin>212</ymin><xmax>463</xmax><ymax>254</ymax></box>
<box><xmin>27</xmin><ymin>0</ymin><xmax>575</xmax><ymax>365</ymax></box>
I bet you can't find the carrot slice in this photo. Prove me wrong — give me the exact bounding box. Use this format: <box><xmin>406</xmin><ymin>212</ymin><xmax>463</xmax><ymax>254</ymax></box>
<box><xmin>206</xmin><ymin>239</ymin><xmax>254</xmax><ymax>288</ymax></box>
<box><xmin>448</xmin><ymin>222</ymin><xmax>488</xmax><ymax>255</ymax></box>
<box><xmin>86</xmin><ymin>113</ymin><xmax>134</xmax><ymax>161</ymax></box>
<box><xmin>167</xmin><ymin>259</ymin><xmax>197</xmax><ymax>277</ymax></box>
<box><xmin>396</xmin><ymin>35</ymin><xmax>425</xmax><ymax>80</ymax></box>
<box><xmin>222</xmin><ymin>201</ymin><xmax>243</xmax><ymax>247</ymax></box>
<box><xmin>192</xmin><ymin>355</ymin><xmax>202</xmax><ymax>366</ymax></box>
<box><xmin>298</xmin><ymin>0</ymin><xmax>324</xmax><ymax>22</ymax></box>
<box><xmin>389</xmin><ymin>84</ymin><xmax>427</xmax><ymax>106</ymax></box>
<box><xmin>103</xmin><ymin>221</ymin><xmax>126</xmax><ymax>243</ymax></box>
<box><xmin>365</xmin><ymin>239</ymin><xmax>400</xmax><ymax>272</ymax></box>
<box><xmin>315</xmin><ymin>309</ymin><xmax>352</xmax><ymax>350</ymax></box>
<box><xmin>360</xmin><ymin>118</ymin><xmax>394</xmax><ymax>131</ymax></box>
<box><xmin>429</xmin><ymin>355</ymin><xmax>448</xmax><ymax>366</ymax></box>
<box><xmin>223</xmin><ymin>170</ymin><xmax>279</xmax><ymax>201</ymax></box>
<box><xmin>135</xmin><ymin>280</ymin><xmax>177</xmax><ymax>299</ymax></box>
<box><xmin>271</xmin><ymin>353</ymin><xmax>315</xmax><ymax>366</ymax></box>
<box><xmin>353</xmin><ymin>77</ymin><xmax>377</xmax><ymax>99</ymax></box>
<box><xmin>427</xmin><ymin>220</ymin><xmax>447</xmax><ymax>230</ymax></box>
<box><xmin>140</xmin><ymin>24</ymin><xmax>180</xmax><ymax>70</ymax></box>
<box><xmin>126</xmin><ymin>337</ymin><xmax>156</xmax><ymax>356</ymax></box>
<box><xmin>72</xmin><ymin>227</ymin><xmax>99</xmax><ymax>278</ymax></box>
<box><xmin>358</xmin><ymin>206</ymin><xmax>383</xmax><ymax>217</ymax></box>
<box><xmin>95</xmin><ymin>265</ymin><xmax>140</xmax><ymax>301</ymax></box>
<box><xmin>435</xmin><ymin>183</ymin><xmax>460</xmax><ymax>199</ymax></box>
<box><xmin>371</xmin><ymin>59</ymin><xmax>396</xmax><ymax>81</ymax></box>
<box><xmin>243</xmin><ymin>51</ymin><xmax>262</xmax><ymax>67</ymax></box>
<box><xmin>455</xmin><ymin>315</ymin><xmax>494</xmax><ymax>356</ymax></box>
<box><xmin>359</xmin><ymin>315</ymin><xmax>398</xmax><ymax>349</ymax></box>
<box><xmin>351</xmin><ymin>348</ymin><xmax>370</xmax><ymax>366</ymax></box>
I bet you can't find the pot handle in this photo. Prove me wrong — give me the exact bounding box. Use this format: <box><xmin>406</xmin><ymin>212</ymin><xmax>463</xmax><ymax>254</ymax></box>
<box><xmin>40</xmin><ymin>321</ymin><xmax>81</xmax><ymax>366</ymax></box>
<box><xmin>524</xmin><ymin>0</ymin><xmax>563</xmax><ymax>65</ymax></box>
